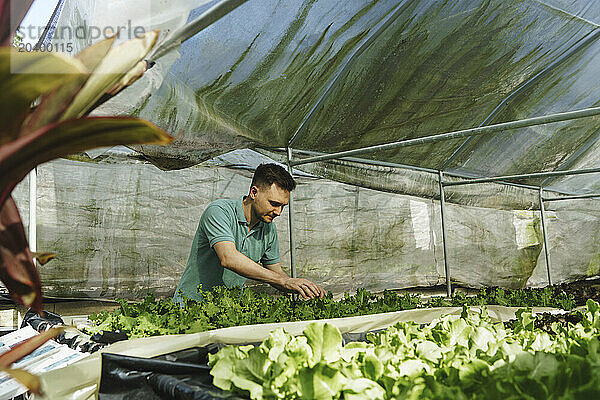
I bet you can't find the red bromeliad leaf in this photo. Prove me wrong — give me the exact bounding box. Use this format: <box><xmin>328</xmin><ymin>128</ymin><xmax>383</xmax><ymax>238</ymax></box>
<box><xmin>0</xmin><ymin>0</ymin><xmax>35</xmax><ymax>46</ymax></box>
<box><xmin>0</xmin><ymin>196</ymin><xmax>41</xmax><ymax>311</ymax></box>
<box><xmin>0</xmin><ymin>117</ymin><xmax>171</xmax><ymax>309</ymax></box>
<box><xmin>0</xmin><ymin>180</ymin><xmax>17</xmax><ymax>212</ymax></box>
<box><xmin>0</xmin><ymin>326</ymin><xmax>64</xmax><ymax>368</ymax></box>
<box><xmin>0</xmin><ymin>18</ymin><xmax>169</xmax><ymax>313</ymax></box>
<box><xmin>0</xmin><ymin>117</ymin><xmax>172</xmax><ymax>198</ymax></box>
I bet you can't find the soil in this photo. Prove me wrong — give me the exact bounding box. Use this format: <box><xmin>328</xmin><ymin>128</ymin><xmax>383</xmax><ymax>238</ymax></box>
<box><xmin>503</xmin><ymin>311</ymin><xmax>583</xmax><ymax>334</ymax></box>
<box><xmin>500</xmin><ymin>277</ymin><xmax>600</xmax><ymax>333</ymax></box>
<box><xmin>555</xmin><ymin>277</ymin><xmax>600</xmax><ymax>306</ymax></box>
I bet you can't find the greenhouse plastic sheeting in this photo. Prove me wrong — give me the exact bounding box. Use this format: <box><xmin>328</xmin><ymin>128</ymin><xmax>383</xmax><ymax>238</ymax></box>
<box><xmin>10</xmin><ymin>157</ymin><xmax>600</xmax><ymax>298</ymax></box>
<box><xmin>9</xmin><ymin>0</ymin><xmax>597</xmax><ymax>299</ymax></box>
<box><xmin>34</xmin><ymin>305</ymin><xmax>560</xmax><ymax>400</ymax></box>
<box><xmin>49</xmin><ymin>0</ymin><xmax>600</xmax><ymax>199</ymax></box>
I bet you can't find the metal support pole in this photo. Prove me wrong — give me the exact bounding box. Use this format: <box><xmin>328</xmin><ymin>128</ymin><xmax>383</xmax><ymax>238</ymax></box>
<box><xmin>290</xmin><ymin>106</ymin><xmax>600</xmax><ymax>167</ymax></box>
<box><xmin>150</xmin><ymin>0</ymin><xmax>249</xmax><ymax>60</ymax></box>
<box><xmin>539</xmin><ymin>187</ymin><xmax>552</xmax><ymax>286</ymax></box>
<box><xmin>286</xmin><ymin>148</ymin><xmax>297</xmax><ymax>279</ymax></box>
<box><xmin>270</xmin><ymin>147</ymin><xmax>595</xmax><ymax>196</ymax></box>
<box><xmin>542</xmin><ymin>193</ymin><xmax>600</xmax><ymax>202</ymax></box>
<box><xmin>438</xmin><ymin>171</ymin><xmax>452</xmax><ymax>298</ymax></box>
<box><xmin>28</xmin><ymin>167</ymin><xmax>37</xmax><ymax>253</ymax></box>
<box><xmin>444</xmin><ymin>166</ymin><xmax>600</xmax><ymax>187</ymax></box>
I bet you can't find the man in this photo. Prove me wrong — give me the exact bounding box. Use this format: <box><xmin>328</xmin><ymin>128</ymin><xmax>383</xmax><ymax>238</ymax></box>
<box><xmin>174</xmin><ymin>163</ymin><xmax>326</xmax><ymax>304</ymax></box>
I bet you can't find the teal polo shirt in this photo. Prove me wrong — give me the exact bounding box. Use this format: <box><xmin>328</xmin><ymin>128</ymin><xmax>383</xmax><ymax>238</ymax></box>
<box><xmin>173</xmin><ymin>196</ymin><xmax>280</xmax><ymax>303</ymax></box>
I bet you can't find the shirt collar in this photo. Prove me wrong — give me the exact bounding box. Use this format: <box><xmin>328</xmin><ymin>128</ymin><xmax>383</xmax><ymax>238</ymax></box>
<box><xmin>235</xmin><ymin>196</ymin><xmax>248</xmax><ymax>224</ymax></box>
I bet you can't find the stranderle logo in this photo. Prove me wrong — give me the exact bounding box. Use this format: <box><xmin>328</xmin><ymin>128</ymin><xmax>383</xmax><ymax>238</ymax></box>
<box><xmin>15</xmin><ymin>19</ymin><xmax>146</xmax><ymax>53</ymax></box>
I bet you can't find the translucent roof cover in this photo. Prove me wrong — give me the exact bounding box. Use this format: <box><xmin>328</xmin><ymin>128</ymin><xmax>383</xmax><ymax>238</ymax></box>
<box><xmin>54</xmin><ymin>0</ymin><xmax>600</xmax><ymax>198</ymax></box>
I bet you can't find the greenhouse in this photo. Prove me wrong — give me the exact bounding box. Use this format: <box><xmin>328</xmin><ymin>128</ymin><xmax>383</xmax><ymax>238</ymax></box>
<box><xmin>2</xmin><ymin>0</ymin><xmax>600</xmax><ymax>399</ymax></box>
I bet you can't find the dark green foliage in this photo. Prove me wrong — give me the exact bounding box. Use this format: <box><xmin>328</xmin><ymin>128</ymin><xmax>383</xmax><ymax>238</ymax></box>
<box><xmin>440</xmin><ymin>286</ymin><xmax>576</xmax><ymax>310</ymax></box>
<box><xmin>88</xmin><ymin>284</ymin><xmax>578</xmax><ymax>338</ymax></box>
<box><xmin>88</xmin><ymin>287</ymin><xmax>424</xmax><ymax>337</ymax></box>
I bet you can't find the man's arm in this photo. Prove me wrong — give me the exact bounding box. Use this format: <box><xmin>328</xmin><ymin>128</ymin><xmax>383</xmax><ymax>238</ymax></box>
<box><xmin>263</xmin><ymin>262</ymin><xmax>287</xmax><ymax>277</ymax></box>
<box><xmin>213</xmin><ymin>242</ymin><xmax>325</xmax><ymax>299</ymax></box>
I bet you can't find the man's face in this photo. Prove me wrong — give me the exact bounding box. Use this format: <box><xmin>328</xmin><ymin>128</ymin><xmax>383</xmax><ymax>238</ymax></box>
<box><xmin>250</xmin><ymin>183</ymin><xmax>290</xmax><ymax>223</ymax></box>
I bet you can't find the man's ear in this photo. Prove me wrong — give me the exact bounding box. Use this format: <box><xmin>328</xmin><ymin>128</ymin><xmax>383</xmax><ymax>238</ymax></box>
<box><xmin>249</xmin><ymin>186</ymin><xmax>258</xmax><ymax>199</ymax></box>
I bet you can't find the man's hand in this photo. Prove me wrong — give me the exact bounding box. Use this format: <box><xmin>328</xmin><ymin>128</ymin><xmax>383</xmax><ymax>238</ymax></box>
<box><xmin>281</xmin><ymin>277</ymin><xmax>326</xmax><ymax>299</ymax></box>
<box><xmin>265</xmin><ymin>263</ymin><xmax>326</xmax><ymax>299</ymax></box>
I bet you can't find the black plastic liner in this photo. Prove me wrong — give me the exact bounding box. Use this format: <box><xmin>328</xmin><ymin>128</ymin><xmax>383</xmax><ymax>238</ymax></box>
<box><xmin>97</xmin><ymin>331</ymin><xmax>382</xmax><ymax>399</ymax></box>
<box><xmin>20</xmin><ymin>309</ymin><xmax>110</xmax><ymax>353</ymax></box>
<box><xmin>91</xmin><ymin>330</ymin><xmax>129</xmax><ymax>344</ymax></box>
<box><xmin>21</xmin><ymin>309</ymin><xmax>65</xmax><ymax>330</ymax></box>
<box><xmin>98</xmin><ymin>344</ymin><xmax>246</xmax><ymax>400</ymax></box>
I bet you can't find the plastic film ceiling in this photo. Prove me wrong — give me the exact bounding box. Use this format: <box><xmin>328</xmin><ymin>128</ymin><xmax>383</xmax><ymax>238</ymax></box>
<box><xmin>52</xmin><ymin>0</ymin><xmax>600</xmax><ymax>200</ymax></box>
<box><xmin>12</xmin><ymin>0</ymin><xmax>596</xmax><ymax>299</ymax></box>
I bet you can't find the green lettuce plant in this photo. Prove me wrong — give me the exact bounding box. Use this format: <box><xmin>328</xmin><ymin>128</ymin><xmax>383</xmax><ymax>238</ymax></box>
<box><xmin>209</xmin><ymin>301</ymin><xmax>600</xmax><ymax>399</ymax></box>
<box><xmin>86</xmin><ymin>285</ymin><xmax>577</xmax><ymax>339</ymax></box>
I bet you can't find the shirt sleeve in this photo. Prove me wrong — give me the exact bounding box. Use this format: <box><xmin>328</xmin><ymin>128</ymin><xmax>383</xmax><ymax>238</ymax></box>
<box><xmin>200</xmin><ymin>204</ymin><xmax>236</xmax><ymax>248</ymax></box>
<box><xmin>261</xmin><ymin>226</ymin><xmax>280</xmax><ymax>265</ymax></box>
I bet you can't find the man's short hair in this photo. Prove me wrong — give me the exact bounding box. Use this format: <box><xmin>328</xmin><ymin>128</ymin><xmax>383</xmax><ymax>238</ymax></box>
<box><xmin>251</xmin><ymin>163</ymin><xmax>296</xmax><ymax>192</ymax></box>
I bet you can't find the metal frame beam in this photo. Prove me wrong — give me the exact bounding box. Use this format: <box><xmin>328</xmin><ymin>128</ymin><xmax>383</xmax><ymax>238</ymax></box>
<box><xmin>268</xmin><ymin>147</ymin><xmax>598</xmax><ymax>197</ymax></box>
<box><xmin>285</xmin><ymin>148</ymin><xmax>297</xmax><ymax>279</ymax></box>
<box><xmin>542</xmin><ymin>193</ymin><xmax>600</xmax><ymax>202</ymax></box>
<box><xmin>443</xmin><ymin>166</ymin><xmax>600</xmax><ymax>187</ymax></box>
<box><xmin>282</xmin><ymin>147</ymin><xmax>600</xmax><ymax>295</ymax></box>
<box><xmin>290</xmin><ymin>106</ymin><xmax>600</xmax><ymax>167</ymax></box>
<box><xmin>151</xmin><ymin>0</ymin><xmax>249</xmax><ymax>60</ymax></box>
<box><xmin>287</xmin><ymin>149</ymin><xmax>451</xmax><ymax>174</ymax></box>
<box><xmin>280</xmin><ymin>146</ymin><xmax>600</xmax><ymax>296</ymax></box>
<box><xmin>279</xmin><ymin>148</ymin><xmax>543</xmax><ymax>191</ymax></box>
<box><xmin>281</xmin><ymin>108</ymin><xmax>600</xmax><ymax>296</ymax></box>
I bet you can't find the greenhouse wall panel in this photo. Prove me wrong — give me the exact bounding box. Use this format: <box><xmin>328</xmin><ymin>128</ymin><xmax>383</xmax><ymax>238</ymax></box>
<box><xmin>10</xmin><ymin>158</ymin><xmax>600</xmax><ymax>299</ymax></box>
